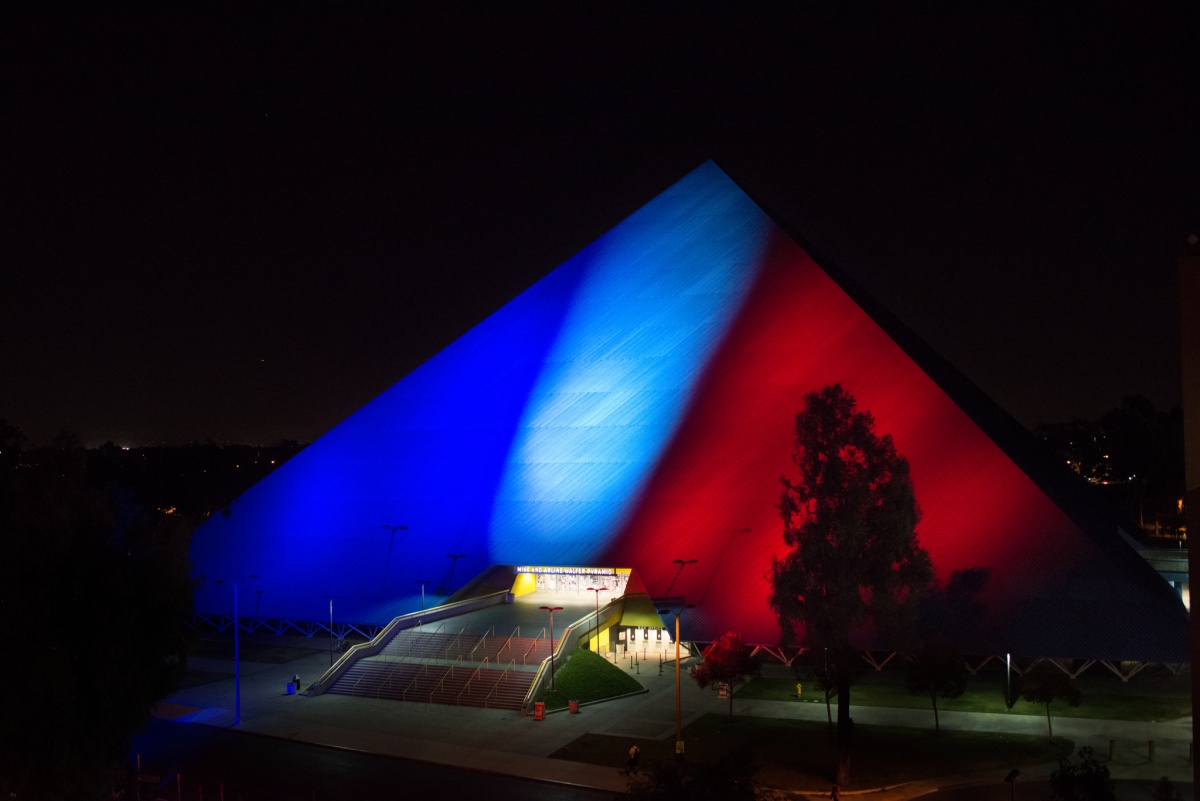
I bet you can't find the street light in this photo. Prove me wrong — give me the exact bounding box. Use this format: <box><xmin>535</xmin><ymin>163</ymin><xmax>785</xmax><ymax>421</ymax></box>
<box><xmin>380</xmin><ymin>524</ymin><xmax>408</xmax><ymax>590</ymax></box>
<box><xmin>658</xmin><ymin>604</ymin><xmax>694</xmax><ymax>758</ymax></box>
<box><xmin>414</xmin><ymin>580</ymin><xmax>429</xmax><ymax>611</ymax></box>
<box><xmin>214</xmin><ymin>574</ymin><xmax>256</xmax><ymax>725</ymax></box>
<box><xmin>586</xmin><ymin>586</ymin><xmax>609</xmax><ymax>652</ymax></box>
<box><xmin>442</xmin><ymin>552</ymin><xmax>467</xmax><ymax>594</ymax></box>
<box><xmin>322</xmin><ymin>595</ymin><xmax>343</xmax><ymax>666</ymax></box>
<box><xmin>540</xmin><ymin>605</ymin><xmax>564</xmax><ymax>691</ymax></box>
<box><xmin>663</xmin><ymin>558</ymin><xmax>698</xmax><ymax>597</ymax></box>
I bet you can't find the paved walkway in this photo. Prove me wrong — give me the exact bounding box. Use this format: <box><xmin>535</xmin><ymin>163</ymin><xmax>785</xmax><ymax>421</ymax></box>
<box><xmin>158</xmin><ymin>638</ymin><xmax>1195</xmax><ymax>799</ymax></box>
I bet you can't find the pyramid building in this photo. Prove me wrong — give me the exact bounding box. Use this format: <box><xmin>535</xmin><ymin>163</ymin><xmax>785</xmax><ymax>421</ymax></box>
<box><xmin>191</xmin><ymin>162</ymin><xmax>1187</xmax><ymax>662</ymax></box>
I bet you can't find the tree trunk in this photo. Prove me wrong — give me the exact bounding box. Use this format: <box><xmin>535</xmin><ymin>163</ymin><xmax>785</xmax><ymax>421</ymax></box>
<box><xmin>1045</xmin><ymin>703</ymin><xmax>1053</xmax><ymax>739</ymax></box>
<box><xmin>728</xmin><ymin>683</ymin><xmax>734</xmax><ymax>718</ymax></box>
<box><xmin>825</xmin><ymin>688</ymin><xmax>833</xmax><ymax>731</ymax></box>
<box><xmin>836</xmin><ymin>666</ymin><xmax>853</xmax><ymax>786</ymax></box>
<box><xmin>931</xmin><ymin>692</ymin><xmax>940</xmax><ymax>735</ymax></box>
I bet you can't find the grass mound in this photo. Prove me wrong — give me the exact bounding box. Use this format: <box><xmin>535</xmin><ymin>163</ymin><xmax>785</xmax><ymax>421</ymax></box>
<box><xmin>541</xmin><ymin>648</ymin><xmax>644</xmax><ymax>710</ymax></box>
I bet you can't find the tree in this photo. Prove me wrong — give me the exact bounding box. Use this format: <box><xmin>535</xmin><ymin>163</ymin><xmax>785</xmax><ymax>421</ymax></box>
<box><xmin>627</xmin><ymin>749</ymin><xmax>759</xmax><ymax>801</ymax></box>
<box><xmin>904</xmin><ymin>568</ymin><xmax>987</xmax><ymax>734</ymax></box>
<box><xmin>770</xmin><ymin>384</ymin><xmax>933</xmax><ymax>786</ymax></box>
<box><xmin>793</xmin><ymin>646</ymin><xmax>843</xmax><ymax>732</ymax></box>
<box><xmin>904</xmin><ymin>638</ymin><xmax>966</xmax><ymax>735</ymax></box>
<box><xmin>0</xmin><ymin>437</ymin><xmax>194</xmax><ymax>799</ymax></box>
<box><xmin>1020</xmin><ymin>662</ymin><xmax>1082</xmax><ymax>740</ymax></box>
<box><xmin>1151</xmin><ymin>776</ymin><xmax>1182</xmax><ymax>801</ymax></box>
<box><xmin>689</xmin><ymin>632</ymin><xmax>761</xmax><ymax>717</ymax></box>
<box><xmin>1046</xmin><ymin>746</ymin><xmax>1114</xmax><ymax>801</ymax></box>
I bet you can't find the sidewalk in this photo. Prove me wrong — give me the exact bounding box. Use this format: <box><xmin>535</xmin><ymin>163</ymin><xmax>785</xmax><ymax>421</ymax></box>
<box><xmin>159</xmin><ymin>646</ymin><xmax>1194</xmax><ymax>798</ymax></box>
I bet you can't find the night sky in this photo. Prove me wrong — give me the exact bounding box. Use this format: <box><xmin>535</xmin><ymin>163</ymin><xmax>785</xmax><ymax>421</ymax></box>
<box><xmin>4</xmin><ymin>5</ymin><xmax>1198</xmax><ymax>447</ymax></box>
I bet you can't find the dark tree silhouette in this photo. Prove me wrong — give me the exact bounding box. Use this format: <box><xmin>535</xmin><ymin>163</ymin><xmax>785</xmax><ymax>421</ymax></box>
<box><xmin>1047</xmin><ymin>746</ymin><xmax>1114</xmax><ymax>801</ymax></box>
<box><xmin>793</xmin><ymin>645</ymin><xmax>844</xmax><ymax>731</ymax></box>
<box><xmin>0</xmin><ymin>434</ymin><xmax>194</xmax><ymax>799</ymax></box>
<box><xmin>904</xmin><ymin>638</ymin><xmax>966</xmax><ymax>734</ymax></box>
<box><xmin>627</xmin><ymin>748</ymin><xmax>758</xmax><ymax>801</ymax></box>
<box><xmin>689</xmin><ymin>631</ymin><xmax>761</xmax><ymax>717</ymax></box>
<box><xmin>1151</xmin><ymin>776</ymin><xmax>1183</xmax><ymax>801</ymax></box>
<box><xmin>1020</xmin><ymin>662</ymin><xmax>1082</xmax><ymax>740</ymax></box>
<box><xmin>770</xmin><ymin>384</ymin><xmax>933</xmax><ymax>786</ymax></box>
<box><xmin>904</xmin><ymin>568</ymin><xmax>989</xmax><ymax>734</ymax></box>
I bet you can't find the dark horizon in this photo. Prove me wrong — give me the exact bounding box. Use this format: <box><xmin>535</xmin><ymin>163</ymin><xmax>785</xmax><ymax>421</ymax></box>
<box><xmin>5</xmin><ymin>5</ymin><xmax>1198</xmax><ymax>448</ymax></box>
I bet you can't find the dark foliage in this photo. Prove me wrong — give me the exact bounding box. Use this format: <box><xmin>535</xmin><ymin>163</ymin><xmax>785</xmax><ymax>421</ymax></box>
<box><xmin>1020</xmin><ymin>662</ymin><xmax>1082</xmax><ymax>740</ymax></box>
<box><xmin>1151</xmin><ymin>776</ymin><xmax>1182</xmax><ymax>801</ymax></box>
<box><xmin>1036</xmin><ymin>397</ymin><xmax>1185</xmax><ymax>538</ymax></box>
<box><xmin>690</xmin><ymin>632</ymin><xmax>761</xmax><ymax>717</ymax></box>
<box><xmin>627</xmin><ymin>749</ymin><xmax>760</xmax><ymax>801</ymax></box>
<box><xmin>904</xmin><ymin>638</ymin><xmax>966</xmax><ymax>734</ymax></box>
<box><xmin>1046</xmin><ymin>746</ymin><xmax>1114</xmax><ymax>801</ymax></box>
<box><xmin>0</xmin><ymin>434</ymin><xmax>195</xmax><ymax>799</ymax></box>
<box><xmin>770</xmin><ymin>384</ymin><xmax>933</xmax><ymax>785</ymax></box>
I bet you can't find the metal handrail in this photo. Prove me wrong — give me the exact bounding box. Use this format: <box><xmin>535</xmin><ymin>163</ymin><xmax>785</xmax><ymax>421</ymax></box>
<box><xmin>521</xmin><ymin>599</ymin><xmax>622</xmax><ymax>713</ymax></box>
<box><xmin>498</xmin><ymin>626</ymin><xmax>519</xmax><ymax>658</ymax></box>
<box><xmin>482</xmin><ymin>662</ymin><xmax>513</xmax><ymax>709</ymax></box>
<box><xmin>456</xmin><ymin>657</ymin><xmax>490</xmax><ymax>704</ymax></box>
<box><xmin>402</xmin><ymin>663</ymin><xmax>429</xmax><ymax>702</ymax></box>
<box><xmin>310</xmin><ymin>589</ymin><xmax>512</xmax><ymax>695</ymax></box>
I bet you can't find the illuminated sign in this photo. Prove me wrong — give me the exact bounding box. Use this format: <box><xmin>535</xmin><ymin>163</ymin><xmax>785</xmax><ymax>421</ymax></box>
<box><xmin>514</xmin><ymin>566</ymin><xmax>619</xmax><ymax>576</ymax></box>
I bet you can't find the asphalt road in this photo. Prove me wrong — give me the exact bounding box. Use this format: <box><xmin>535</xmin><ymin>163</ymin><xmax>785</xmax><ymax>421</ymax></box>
<box><xmin>129</xmin><ymin>719</ymin><xmax>623</xmax><ymax>801</ymax></box>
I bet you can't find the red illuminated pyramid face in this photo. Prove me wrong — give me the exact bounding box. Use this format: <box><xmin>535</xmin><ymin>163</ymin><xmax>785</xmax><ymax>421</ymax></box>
<box><xmin>190</xmin><ymin>162</ymin><xmax>1185</xmax><ymax>660</ymax></box>
<box><xmin>598</xmin><ymin>226</ymin><xmax>1104</xmax><ymax>647</ymax></box>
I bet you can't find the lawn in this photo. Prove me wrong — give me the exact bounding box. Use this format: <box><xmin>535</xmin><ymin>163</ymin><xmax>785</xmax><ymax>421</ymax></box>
<box><xmin>736</xmin><ymin>664</ymin><xmax>1190</xmax><ymax>722</ymax></box>
<box><xmin>551</xmin><ymin>712</ymin><xmax>1072</xmax><ymax>790</ymax></box>
<box><xmin>540</xmin><ymin>648</ymin><xmax>645</xmax><ymax>710</ymax></box>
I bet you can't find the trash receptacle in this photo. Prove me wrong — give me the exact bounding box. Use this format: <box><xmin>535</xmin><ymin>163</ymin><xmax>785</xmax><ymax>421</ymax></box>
<box><xmin>568</xmin><ymin>700</ymin><xmax>580</xmax><ymax>714</ymax></box>
<box><xmin>286</xmin><ymin>683</ymin><xmax>296</xmax><ymax>695</ymax></box>
<box><xmin>534</xmin><ymin>702</ymin><xmax>545</xmax><ymax>720</ymax></box>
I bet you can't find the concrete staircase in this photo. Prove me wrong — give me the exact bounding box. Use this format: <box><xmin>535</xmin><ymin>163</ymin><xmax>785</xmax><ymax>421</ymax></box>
<box><xmin>327</xmin><ymin>630</ymin><xmax>552</xmax><ymax>711</ymax></box>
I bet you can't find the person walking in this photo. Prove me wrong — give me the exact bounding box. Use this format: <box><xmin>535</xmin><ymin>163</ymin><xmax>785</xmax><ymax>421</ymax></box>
<box><xmin>830</xmin><ymin>783</ymin><xmax>841</xmax><ymax>800</ymax></box>
<box><xmin>627</xmin><ymin>742</ymin><xmax>640</xmax><ymax>775</ymax></box>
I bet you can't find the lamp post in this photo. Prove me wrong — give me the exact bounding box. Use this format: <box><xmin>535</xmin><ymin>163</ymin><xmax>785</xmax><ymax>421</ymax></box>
<box><xmin>322</xmin><ymin>595</ymin><xmax>343</xmax><ymax>666</ymax></box>
<box><xmin>443</xmin><ymin>552</ymin><xmax>467</xmax><ymax>594</ymax></box>
<box><xmin>214</xmin><ymin>574</ymin><xmax>256</xmax><ymax>725</ymax></box>
<box><xmin>664</xmin><ymin>558</ymin><xmax>697</xmax><ymax>597</ymax></box>
<box><xmin>658</xmin><ymin>604</ymin><xmax>693</xmax><ymax>758</ymax></box>
<box><xmin>380</xmin><ymin>524</ymin><xmax>408</xmax><ymax>590</ymax></box>
<box><xmin>586</xmin><ymin>586</ymin><xmax>608</xmax><ymax>652</ymax></box>
<box><xmin>414</xmin><ymin>580</ymin><xmax>429</xmax><ymax>611</ymax></box>
<box><xmin>540</xmin><ymin>605</ymin><xmax>564</xmax><ymax>691</ymax></box>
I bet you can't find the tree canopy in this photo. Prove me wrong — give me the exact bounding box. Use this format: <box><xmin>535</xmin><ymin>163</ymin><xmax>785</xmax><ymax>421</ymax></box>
<box><xmin>0</xmin><ymin>433</ymin><xmax>195</xmax><ymax>799</ymax></box>
<box><xmin>770</xmin><ymin>384</ymin><xmax>933</xmax><ymax>784</ymax></box>
<box><xmin>689</xmin><ymin>631</ymin><xmax>761</xmax><ymax>718</ymax></box>
<box><xmin>1020</xmin><ymin>662</ymin><xmax>1082</xmax><ymax>740</ymax></box>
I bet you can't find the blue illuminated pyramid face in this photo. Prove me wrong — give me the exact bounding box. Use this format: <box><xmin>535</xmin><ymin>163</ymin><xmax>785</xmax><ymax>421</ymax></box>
<box><xmin>191</xmin><ymin>162</ymin><xmax>1187</xmax><ymax>659</ymax></box>
<box><xmin>192</xmin><ymin>163</ymin><xmax>773</xmax><ymax>624</ymax></box>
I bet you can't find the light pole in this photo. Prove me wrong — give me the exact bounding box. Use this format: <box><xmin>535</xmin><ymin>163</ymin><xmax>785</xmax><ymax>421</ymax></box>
<box><xmin>586</xmin><ymin>586</ymin><xmax>608</xmax><ymax>652</ymax></box>
<box><xmin>540</xmin><ymin>605</ymin><xmax>564</xmax><ymax>691</ymax></box>
<box><xmin>414</xmin><ymin>580</ymin><xmax>429</xmax><ymax>611</ymax></box>
<box><xmin>443</xmin><ymin>552</ymin><xmax>467</xmax><ymax>594</ymax></box>
<box><xmin>322</xmin><ymin>595</ymin><xmax>343</xmax><ymax>666</ymax></box>
<box><xmin>663</xmin><ymin>558</ymin><xmax>697</xmax><ymax>597</ymax></box>
<box><xmin>658</xmin><ymin>604</ymin><xmax>693</xmax><ymax>758</ymax></box>
<box><xmin>380</xmin><ymin>524</ymin><xmax>408</xmax><ymax>590</ymax></box>
<box><xmin>214</xmin><ymin>574</ymin><xmax>256</xmax><ymax>725</ymax></box>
